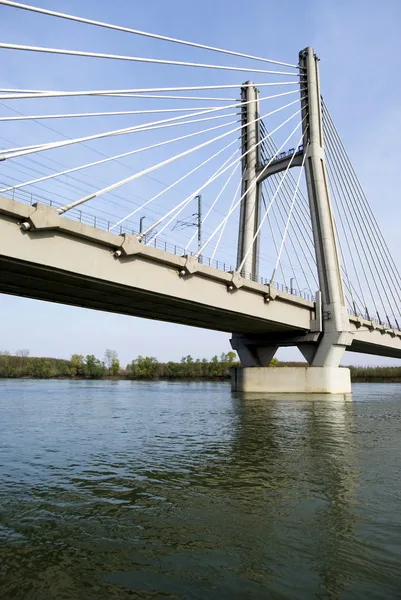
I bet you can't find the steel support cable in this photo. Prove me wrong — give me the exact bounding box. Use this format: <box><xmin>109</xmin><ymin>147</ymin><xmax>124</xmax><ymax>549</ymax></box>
<box><xmin>321</xmin><ymin>129</ymin><xmax>368</xmax><ymax>312</ymax></box>
<box><xmin>259</xmin><ymin>132</ymin><xmax>315</xmax><ymax>236</ymax></box>
<box><xmin>323</xmin><ymin>140</ymin><xmax>382</xmax><ymax>322</ymax></box>
<box><xmin>211</xmin><ymin>177</ymin><xmax>242</xmax><ymax>262</ymax></box>
<box><xmin>322</xmin><ymin>103</ymin><xmax>401</xmax><ymax>305</ymax></box>
<box><xmin>0</xmin><ymin>171</ymin><xmax>141</xmax><ymax>229</ymax></box>
<box><xmin>183</xmin><ymin>163</ymin><xmax>240</xmax><ymax>254</ymax></box>
<box><xmin>341</xmin><ymin>268</ymin><xmax>365</xmax><ymax>315</ymax></box>
<box><xmin>333</xmin><ymin>207</ymin><xmax>359</xmax><ymax>317</ymax></box>
<box><xmin>59</xmin><ymin>124</ymin><xmax>241</xmax><ymax>215</ymax></box>
<box><xmin>260</xmin><ymin>196</ymin><xmax>301</xmax><ymax>290</ymax></box>
<box><xmin>260</xmin><ymin>165</ymin><xmax>318</xmax><ymax>288</ymax></box>
<box><xmin>322</xmin><ymin>107</ymin><xmax>401</xmax><ymax>316</ymax></box>
<box><xmin>194</xmin><ymin>111</ymin><xmax>305</xmax><ymax>260</ymax></box>
<box><xmin>263</xmin><ymin>169</ymin><xmax>316</xmax><ymax>261</ymax></box>
<box><xmin>0</xmin><ymin>152</ymin><xmax>205</xmax><ymax>229</ymax></box>
<box><xmin>259</xmin><ymin>119</ymin><xmax>315</xmax><ymax>236</ymax></box>
<box><xmin>0</xmin><ymin>42</ymin><xmax>300</xmax><ymax>76</ymax></box>
<box><xmin>344</xmin><ymin>275</ymin><xmax>371</xmax><ymax>316</ymax></box>
<box><xmin>325</xmin><ymin>143</ymin><xmax>383</xmax><ymax>321</ymax></box>
<box><xmin>0</xmin><ymin>135</ymin><xmax>230</xmax><ymax>233</ymax></box>
<box><xmin>0</xmin><ymin>169</ymin><xmax>213</xmax><ymax>253</ymax></box>
<box><xmin>110</xmin><ymin>102</ymin><xmax>305</xmax><ymax>231</ymax></box>
<box><xmin>270</xmin><ymin>176</ymin><xmax>316</xmax><ymax>259</ymax></box>
<box><xmin>0</xmin><ymin>106</ymin><xmax>239</xmax><ymax>205</ymax></box>
<box><xmin>0</xmin><ymin>116</ymin><xmax>239</xmax><ymax>194</ymax></box>
<box><xmin>0</xmin><ymin>82</ymin><xmax>299</xmax><ymax>101</ymax></box>
<box><xmin>325</xmin><ymin>155</ymin><xmax>366</xmax><ymax>316</ymax></box>
<box><xmin>265</xmin><ymin>207</ymin><xmax>287</xmax><ymax>288</ymax></box>
<box><xmin>0</xmin><ymin>91</ymin><xmax>300</xmax><ymax>160</ymax></box>
<box><xmin>263</xmin><ymin>179</ymin><xmax>313</xmax><ymax>291</ymax></box>
<box><xmin>0</xmin><ymin>92</ymin><xmax>238</xmax><ymax>102</ymax></box>
<box><xmin>0</xmin><ymin>98</ymin><xmax>251</xmax><ymax>158</ymax></box>
<box><xmin>0</xmin><ymin>145</ymin><xmax>182</xmax><ymax>222</ymax></box>
<box><xmin>332</xmin><ymin>190</ymin><xmax>361</xmax><ymax>317</ymax></box>
<box><xmin>4</xmin><ymin>152</ymin><xmax>244</xmax><ymax>239</ymax></box>
<box><xmin>0</xmin><ymin>90</ymin><xmax>297</xmax><ymax>120</ymax></box>
<box><xmin>0</xmin><ymin>0</ymin><xmax>300</xmax><ymax>69</ymax></box>
<box><xmin>236</xmin><ymin>129</ymin><xmax>305</xmax><ymax>274</ymax></box>
<box><xmin>259</xmin><ymin>120</ymin><xmax>317</xmax><ymax>251</ymax></box>
<box><xmin>270</xmin><ymin>146</ymin><xmax>308</xmax><ymax>284</ymax></box>
<box><xmin>145</xmin><ymin>149</ymin><xmax>239</xmax><ymax>244</ymax></box>
<box><xmin>322</xmin><ymin>101</ymin><xmax>401</xmax><ymax>290</ymax></box>
<box><xmin>0</xmin><ymin>100</ymin><xmax>305</xmax><ymax>231</ymax></box>
<box><xmin>0</xmin><ymin>112</ymin><xmax>238</xmax><ymax>161</ymax></box>
<box><xmin>0</xmin><ymin>106</ymin><xmax>244</xmax><ymax>122</ymax></box>
<box><xmin>95</xmin><ymin>101</ymin><xmax>304</xmax><ymax>226</ymax></box>
<box><xmin>265</xmin><ymin>197</ymin><xmax>301</xmax><ymax>291</ymax></box>
<box><xmin>271</xmin><ymin>207</ymin><xmax>301</xmax><ymax>291</ymax></box>
<box><xmin>145</xmin><ymin>109</ymin><xmax>301</xmax><ymax>247</ymax></box>
<box><xmin>110</xmin><ymin>142</ymin><xmax>240</xmax><ymax>232</ymax></box>
<box><xmin>323</xmin><ymin>108</ymin><xmax>399</xmax><ymax>297</ymax></box>
<box><xmin>0</xmin><ymin>89</ymin><xmax>301</xmax><ymax>121</ymax></box>
<box><xmin>323</xmin><ymin>117</ymin><xmax>400</xmax><ymax>326</ymax></box>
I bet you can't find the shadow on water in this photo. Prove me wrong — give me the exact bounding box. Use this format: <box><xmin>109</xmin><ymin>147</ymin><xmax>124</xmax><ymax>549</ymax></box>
<box><xmin>0</xmin><ymin>381</ymin><xmax>400</xmax><ymax>599</ymax></box>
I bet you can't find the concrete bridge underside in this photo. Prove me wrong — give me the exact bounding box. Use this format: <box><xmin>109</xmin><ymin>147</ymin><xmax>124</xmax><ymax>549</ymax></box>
<box><xmin>0</xmin><ymin>196</ymin><xmax>400</xmax><ymax>361</ymax></box>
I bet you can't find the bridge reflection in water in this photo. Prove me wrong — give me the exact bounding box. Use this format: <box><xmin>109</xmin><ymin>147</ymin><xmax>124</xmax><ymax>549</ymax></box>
<box><xmin>1</xmin><ymin>381</ymin><xmax>400</xmax><ymax>597</ymax></box>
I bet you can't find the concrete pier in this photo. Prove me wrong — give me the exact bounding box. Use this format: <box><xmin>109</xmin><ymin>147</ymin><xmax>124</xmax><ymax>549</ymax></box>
<box><xmin>231</xmin><ymin>367</ymin><xmax>351</xmax><ymax>394</ymax></box>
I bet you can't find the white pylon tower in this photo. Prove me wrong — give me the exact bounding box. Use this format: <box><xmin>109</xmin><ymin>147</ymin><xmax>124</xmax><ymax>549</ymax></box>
<box><xmin>233</xmin><ymin>49</ymin><xmax>351</xmax><ymax>371</ymax></box>
<box><xmin>236</xmin><ymin>81</ymin><xmax>261</xmax><ymax>279</ymax></box>
<box><xmin>299</xmin><ymin>46</ymin><xmax>350</xmax><ymax>366</ymax></box>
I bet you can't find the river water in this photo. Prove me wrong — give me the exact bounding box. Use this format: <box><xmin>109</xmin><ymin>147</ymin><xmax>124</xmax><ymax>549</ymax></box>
<box><xmin>0</xmin><ymin>380</ymin><xmax>400</xmax><ymax>599</ymax></box>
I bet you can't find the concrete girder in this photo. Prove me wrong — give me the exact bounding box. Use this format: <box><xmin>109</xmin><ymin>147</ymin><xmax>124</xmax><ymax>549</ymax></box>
<box><xmin>256</xmin><ymin>151</ymin><xmax>304</xmax><ymax>182</ymax></box>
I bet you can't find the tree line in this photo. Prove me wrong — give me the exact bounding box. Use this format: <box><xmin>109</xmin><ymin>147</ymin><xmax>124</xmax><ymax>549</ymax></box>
<box><xmin>0</xmin><ymin>349</ymin><xmax>242</xmax><ymax>380</ymax></box>
<box><xmin>0</xmin><ymin>349</ymin><xmax>400</xmax><ymax>381</ymax></box>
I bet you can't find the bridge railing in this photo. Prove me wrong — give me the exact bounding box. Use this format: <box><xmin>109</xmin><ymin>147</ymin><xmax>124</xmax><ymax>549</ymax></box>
<box><xmin>347</xmin><ymin>307</ymin><xmax>400</xmax><ymax>332</ymax></box>
<box><xmin>2</xmin><ymin>187</ymin><xmax>316</xmax><ymax>304</ymax></box>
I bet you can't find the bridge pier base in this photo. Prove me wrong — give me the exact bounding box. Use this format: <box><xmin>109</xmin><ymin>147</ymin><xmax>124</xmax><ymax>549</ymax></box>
<box><xmin>231</xmin><ymin>366</ymin><xmax>351</xmax><ymax>394</ymax></box>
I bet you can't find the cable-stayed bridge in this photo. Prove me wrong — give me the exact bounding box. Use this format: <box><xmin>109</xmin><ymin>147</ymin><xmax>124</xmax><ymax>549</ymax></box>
<box><xmin>0</xmin><ymin>0</ymin><xmax>400</xmax><ymax>393</ymax></box>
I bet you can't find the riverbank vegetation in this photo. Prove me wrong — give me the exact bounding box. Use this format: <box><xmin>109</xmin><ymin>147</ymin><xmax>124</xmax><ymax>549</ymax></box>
<box><xmin>0</xmin><ymin>350</ymin><xmax>400</xmax><ymax>382</ymax></box>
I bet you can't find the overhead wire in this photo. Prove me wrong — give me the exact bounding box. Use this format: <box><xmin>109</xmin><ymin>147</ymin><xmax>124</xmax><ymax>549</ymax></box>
<box><xmin>111</xmin><ymin>142</ymin><xmax>240</xmax><ymax>232</ymax></box>
<box><xmin>183</xmin><ymin>163</ymin><xmax>240</xmax><ymax>254</ymax></box>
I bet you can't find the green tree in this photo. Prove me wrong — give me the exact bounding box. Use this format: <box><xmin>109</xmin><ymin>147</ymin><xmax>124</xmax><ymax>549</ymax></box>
<box><xmin>110</xmin><ymin>357</ymin><xmax>121</xmax><ymax>376</ymax></box>
<box><xmin>84</xmin><ymin>355</ymin><xmax>106</xmax><ymax>379</ymax></box>
<box><xmin>70</xmin><ymin>354</ymin><xmax>84</xmax><ymax>377</ymax></box>
<box><xmin>227</xmin><ymin>351</ymin><xmax>237</xmax><ymax>364</ymax></box>
<box><xmin>210</xmin><ymin>355</ymin><xmax>221</xmax><ymax>377</ymax></box>
<box><xmin>127</xmin><ymin>356</ymin><xmax>159</xmax><ymax>379</ymax></box>
<box><xmin>31</xmin><ymin>358</ymin><xmax>57</xmax><ymax>379</ymax></box>
<box><xmin>180</xmin><ymin>355</ymin><xmax>197</xmax><ymax>378</ymax></box>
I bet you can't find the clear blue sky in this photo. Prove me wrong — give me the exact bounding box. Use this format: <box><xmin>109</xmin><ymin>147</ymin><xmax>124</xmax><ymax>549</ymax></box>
<box><xmin>0</xmin><ymin>0</ymin><xmax>400</xmax><ymax>366</ymax></box>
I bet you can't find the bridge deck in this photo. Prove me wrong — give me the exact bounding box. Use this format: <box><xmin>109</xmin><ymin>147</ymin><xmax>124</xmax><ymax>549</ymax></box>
<box><xmin>0</xmin><ymin>196</ymin><xmax>400</xmax><ymax>359</ymax></box>
<box><xmin>0</xmin><ymin>196</ymin><xmax>314</xmax><ymax>336</ymax></box>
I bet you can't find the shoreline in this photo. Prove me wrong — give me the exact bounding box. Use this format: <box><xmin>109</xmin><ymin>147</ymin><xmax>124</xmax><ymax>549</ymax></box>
<box><xmin>1</xmin><ymin>375</ymin><xmax>401</xmax><ymax>384</ymax></box>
